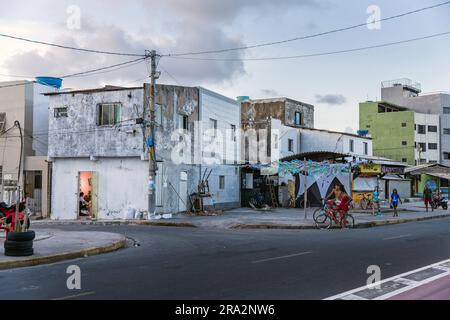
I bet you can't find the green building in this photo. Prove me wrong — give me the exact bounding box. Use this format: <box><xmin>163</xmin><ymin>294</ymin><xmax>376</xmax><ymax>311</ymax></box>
<box><xmin>359</xmin><ymin>101</ymin><xmax>440</xmax><ymax>166</ymax></box>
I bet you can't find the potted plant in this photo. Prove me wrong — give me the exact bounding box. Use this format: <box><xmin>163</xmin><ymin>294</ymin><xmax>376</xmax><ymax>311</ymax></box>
<box><xmin>3</xmin><ymin>120</ymin><xmax>35</xmax><ymax>257</ymax></box>
<box><xmin>4</xmin><ymin>206</ymin><xmax>34</xmax><ymax>257</ymax></box>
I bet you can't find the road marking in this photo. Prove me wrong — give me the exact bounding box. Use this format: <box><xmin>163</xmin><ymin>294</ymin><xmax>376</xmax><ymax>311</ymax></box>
<box><xmin>252</xmin><ymin>251</ymin><xmax>312</xmax><ymax>264</ymax></box>
<box><xmin>383</xmin><ymin>234</ymin><xmax>411</xmax><ymax>241</ymax></box>
<box><xmin>325</xmin><ymin>258</ymin><xmax>450</xmax><ymax>300</ymax></box>
<box><xmin>52</xmin><ymin>291</ymin><xmax>96</xmax><ymax>300</ymax></box>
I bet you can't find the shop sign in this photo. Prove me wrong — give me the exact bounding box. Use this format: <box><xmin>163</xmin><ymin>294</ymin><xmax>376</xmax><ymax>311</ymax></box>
<box><xmin>382</xmin><ymin>166</ymin><xmax>405</xmax><ymax>175</ymax></box>
<box><xmin>359</xmin><ymin>163</ymin><xmax>382</xmax><ymax>174</ymax></box>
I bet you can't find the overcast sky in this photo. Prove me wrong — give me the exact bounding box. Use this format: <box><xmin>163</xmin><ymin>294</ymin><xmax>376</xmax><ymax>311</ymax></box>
<box><xmin>0</xmin><ymin>0</ymin><xmax>449</xmax><ymax>132</ymax></box>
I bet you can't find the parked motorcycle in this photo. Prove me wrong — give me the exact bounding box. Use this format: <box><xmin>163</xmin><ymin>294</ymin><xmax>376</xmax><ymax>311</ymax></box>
<box><xmin>432</xmin><ymin>196</ymin><xmax>448</xmax><ymax>210</ymax></box>
<box><xmin>0</xmin><ymin>201</ymin><xmax>30</xmax><ymax>234</ymax></box>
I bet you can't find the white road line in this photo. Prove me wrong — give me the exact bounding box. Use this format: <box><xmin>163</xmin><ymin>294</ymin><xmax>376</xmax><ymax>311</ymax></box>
<box><xmin>52</xmin><ymin>291</ymin><xmax>96</xmax><ymax>300</ymax></box>
<box><xmin>383</xmin><ymin>234</ymin><xmax>411</xmax><ymax>241</ymax></box>
<box><xmin>325</xmin><ymin>258</ymin><xmax>450</xmax><ymax>300</ymax></box>
<box><xmin>252</xmin><ymin>251</ymin><xmax>312</xmax><ymax>264</ymax></box>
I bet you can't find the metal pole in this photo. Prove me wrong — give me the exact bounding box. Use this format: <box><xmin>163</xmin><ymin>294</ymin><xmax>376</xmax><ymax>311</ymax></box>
<box><xmin>304</xmin><ymin>158</ymin><xmax>308</xmax><ymax>220</ymax></box>
<box><xmin>147</xmin><ymin>50</ymin><xmax>159</xmax><ymax>218</ymax></box>
<box><xmin>14</xmin><ymin>121</ymin><xmax>23</xmax><ymax>231</ymax></box>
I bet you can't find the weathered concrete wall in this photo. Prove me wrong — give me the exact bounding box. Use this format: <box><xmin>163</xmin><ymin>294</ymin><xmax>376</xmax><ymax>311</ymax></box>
<box><xmin>48</xmin><ymin>88</ymin><xmax>145</xmax><ymax>158</ymax></box>
<box><xmin>241</xmin><ymin>98</ymin><xmax>314</xmax><ymax>129</ymax></box>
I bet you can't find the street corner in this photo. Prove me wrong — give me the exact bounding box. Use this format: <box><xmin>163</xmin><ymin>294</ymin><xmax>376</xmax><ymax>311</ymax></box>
<box><xmin>0</xmin><ymin>230</ymin><xmax>127</xmax><ymax>270</ymax></box>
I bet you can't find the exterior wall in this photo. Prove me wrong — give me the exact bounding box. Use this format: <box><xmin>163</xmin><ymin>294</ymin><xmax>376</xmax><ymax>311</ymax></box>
<box><xmin>0</xmin><ymin>81</ymin><xmax>51</xmax><ymax>213</ymax></box>
<box><xmin>271</xmin><ymin>119</ymin><xmax>300</xmax><ymax>160</ymax></box>
<box><xmin>298</xmin><ymin>128</ymin><xmax>373</xmax><ymax>157</ymax></box>
<box><xmin>381</xmin><ymin>86</ymin><xmax>450</xmax><ymax>165</ymax></box>
<box><xmin>199</xmin><ymin>88</ymin><xmax>240</xmax><ymax>208</ymax></box>
<box><xmin>241</xmin><ymin>98</ymin><xmax>314</xmax><ymax>129</ymax></box>
<box><xmin>360</xmin><ymin>102</ymin><xmax>415</xmax><ymax>164</ymax></box>
<box><xmin>51</xmin><ymin>158</ymin><xmax>148</xmax><ymax>220</ymax></box>
<box><xmin>48</xmin><ymin>88</ymin><xmax>145</xmax><ymax>158</ymax></box>
<box><xmin>414</xmin><ymin>113</ymin><xmax>440</xmax><ymax>163</ymax></box>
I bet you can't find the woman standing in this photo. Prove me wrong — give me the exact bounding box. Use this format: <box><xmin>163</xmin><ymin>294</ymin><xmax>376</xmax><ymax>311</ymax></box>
<box><xmin>390</xmin><ymin>189</ymin><xmax>402</xmax><ymax>217</ymax></box>
<box><xmin>372</xmin><ymin>187</ymin><xmax>380</xmax><ymax>216</ymax></box>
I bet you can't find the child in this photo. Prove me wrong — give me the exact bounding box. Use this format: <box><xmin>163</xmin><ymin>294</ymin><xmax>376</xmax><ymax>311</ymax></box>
<box><xmin>391</xmin><ymin>189</ymin><xmax>402</xmax><ymax>217</ymax></box>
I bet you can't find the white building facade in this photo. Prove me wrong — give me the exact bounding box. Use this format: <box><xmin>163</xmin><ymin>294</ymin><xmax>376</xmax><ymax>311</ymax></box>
<box><xmin>47</xmin><ymin>85</ymin><xmax>240</xmax><ymax>220</ymax></box>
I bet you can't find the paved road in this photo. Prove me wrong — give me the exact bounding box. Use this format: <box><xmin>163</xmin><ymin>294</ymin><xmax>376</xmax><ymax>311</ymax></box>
<box><xmin>1</xmin><ymin>218</ymin><xmax>450</xmax><ymax>300</ymax></box>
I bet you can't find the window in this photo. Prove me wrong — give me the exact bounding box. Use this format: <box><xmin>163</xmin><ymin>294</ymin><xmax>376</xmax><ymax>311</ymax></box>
<box><xmin>445</xmin><ymin>153</ymin><xmax>450</xmax><ymax>160</ymax></box>
<box><xmin>444</xmin><ymin>107</ymin><xmax>450</xmax><ymax>114</ymax></box>
<box><xmin>401</xmin><ymin>123</ymin><xmax>407</xmax><ymax>128</ymax></box>
<box><xmin>230</xmin><ymin>125</ymin><xmax>236</xmax><ymax>142</ymax></box>
<box><xmin>288</xmin><ymin>139</ymin><xmax>294</xmax><ymax>152</ymax></box>
<box><xmin>98</xmin><ymin>103</ymin><xmax>121</xmax><ymax>126</ymax></box>
<box><xmin>402</xmin><ymin>141</ymin><xmax>408</xmax><ymax>146</ymax></box>
<box><xmin>444</xmin><ymin>129</ymin><xmax>450</xmax><ymax>135</ymax></box>
<box><xmin>294</xmin><ymin>112</ymin><xmax>302</xmax><ymax>126</ymax></box>
<box><xmin>428</xmin><ymin>125</ymin><xmax>438</xmax><ymax>133</ymax></box>
<box><xmin>402</xmin><ymin>158</ymin><xmax>408</xmax><ymax>163</ymax></box>
<box><xmin>429</xmin><ymin>143</ymin><xmax>438</xmax><ymax>150</ymax></box>
<box><xmin>54</xmin><ymin>107</ymin><xmax>68</xmax><ymax>118</ymax></box>
<box><xmin>219</xmin><ymin>176</ymin><xmax>225</xmax><ymax>190</ymax></box>
<box><xmin>0</xmin><ymin>113</ymin><xmax>6</xmax><ymax>132</ymax></box>
<box><xmin>364</xmin><ymin>142</ymin><xmax>369</xmax><ymax>155</ymax></box>
<box><xmin>366</xmin><ymin>125</ymin><xmax>371</xmax><ymax>129</ymax></box>
<box><xmin>418</xmin><ymin>143</ymin><xmax>427</xmax><ymax>152</ymax></box>
<box><xmin>417</xmin><ymin>125</ymin><xmax>426</xmax><ymax>134</ymax></box>
<box><xmin>209</xmin><ymin>118</ymin><xmax>217</xmax><ymax>137</ymax></box>
<box><xmin>179</xmin><ymin>115</ymin><xmax>188</xmax><ymax>130</ymax></box>
<box><xmin>349</xmin><ymin>140</ymin><xmax>354</xmax><ymax>153</ymax></box>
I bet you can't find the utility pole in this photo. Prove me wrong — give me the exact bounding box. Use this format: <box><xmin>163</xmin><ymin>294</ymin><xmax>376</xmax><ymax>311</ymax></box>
<box><xmin>146</xmin><ymin>50</ymin><xmax>160</xmax><ymax>218</ymax></box>
<box><xmin>14</xmin><ymin>121</ymin><xmax>23</xmax><ymax>231</ymax></box>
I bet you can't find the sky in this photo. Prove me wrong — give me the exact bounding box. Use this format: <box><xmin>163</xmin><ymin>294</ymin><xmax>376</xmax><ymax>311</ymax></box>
<box><xmin>0</xmin><ymin>0</ymin><xmax>449</xmax><ymax>132</ymax></box>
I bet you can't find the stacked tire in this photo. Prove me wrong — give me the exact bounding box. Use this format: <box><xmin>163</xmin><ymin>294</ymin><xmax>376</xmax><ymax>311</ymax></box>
<box><xmin>4</xmin><ymin>231</ymin><xmax>35</xmax><ymax>257</ymax></box>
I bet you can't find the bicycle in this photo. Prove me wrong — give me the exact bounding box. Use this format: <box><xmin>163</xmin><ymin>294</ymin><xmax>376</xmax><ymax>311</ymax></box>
<box><xmin>315</xmin><ymin>202</ymin><xmax>355</xmax><ymax>230</ymax></box>
<box><xmin>359</xmin><ymin>194</ymin><xmax>373</xmax><ymax>210</ymax></box>
<box><xmin>313</xmin><ymin>199</ymin><xmax>328</xmax><ymax>221</ymax></box>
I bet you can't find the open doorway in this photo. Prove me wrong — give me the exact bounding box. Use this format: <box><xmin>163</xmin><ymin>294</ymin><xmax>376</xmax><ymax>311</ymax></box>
<box><xmin>78</xmin><ymin>171</ymin><xmax>98</xmax><ymax>219</ymax></box>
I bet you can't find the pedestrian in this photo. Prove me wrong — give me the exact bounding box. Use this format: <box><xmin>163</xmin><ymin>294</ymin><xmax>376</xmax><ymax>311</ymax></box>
<box><xmin>390</xmin><ymin>189</ymin><xmax>402</xmax><ymax>217</ymax></box>
<box><xmin>424</xmin><ymin>186</ymin><xmax>433</xmax><ymax>213</ymax></box>
<box><xmin>372</xmin><ymin>187</ymin><xmax>380</xmax><ymax>216</ymax></box>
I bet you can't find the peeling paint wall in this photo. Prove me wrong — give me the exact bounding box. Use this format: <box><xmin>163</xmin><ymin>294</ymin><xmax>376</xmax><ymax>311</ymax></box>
<box><xmin>241</xmin><ymin>98</ymin><xmax>315</xmax><ymax>129</ymax></box>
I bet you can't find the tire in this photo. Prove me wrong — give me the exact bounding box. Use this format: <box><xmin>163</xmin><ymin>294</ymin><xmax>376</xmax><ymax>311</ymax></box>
<box><xmin>4</xmin><ymin>248</ymin><xmax>34</xmax><ymax>257</ymax></box>
<box><xmin>4</xmin><ymin>240</ymin><xmax>33</xmax><ymax>250</ymax></box>
<box><xmin>360</xmin><ymin>200</ymin><xmax>368</xmax><ymax>210</ymax></box>
<box><xmin>315</xmin><ymin>213</ymin><xmax>332</xmax><ymax>230</ymax></box>
<box><xmin>313</xmin><ymin>208</ymin><xmax>325</xmax><ymax>222</ymax></box>
<box><xmin>342</xmin><ymin>214</ymin><xmax>355</xmax><ymax>229</ymax></box>
<box><xmin>443</xmin><ymin>204</ymin><xmax>448</xmax><ymax>210</ymax></box>
<box><xmin>7</xmin><ymin>231</ymin><xmax>36</xmax><ymax>242</ymax></box>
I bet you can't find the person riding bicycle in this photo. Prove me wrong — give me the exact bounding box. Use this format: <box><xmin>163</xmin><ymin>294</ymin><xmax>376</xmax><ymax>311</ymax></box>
<box><xmin>327</xmin><ymin>184</ymin><xmax>351</xmax><ymax>224</ymax></box>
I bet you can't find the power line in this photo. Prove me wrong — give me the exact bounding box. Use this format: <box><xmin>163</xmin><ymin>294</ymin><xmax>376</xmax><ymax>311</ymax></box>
<box><xmin>0</xmin><ymin>32</ymin><xmax>146</xmax><ymax>57</ymax></box>
<box><xmin>164</xmin><ymin>31</ymin><xmax>450</xmax><ymax>61</ymax></box>
<box><xmin>165</xmin><ymin>1</ymin><xmax>450</xmax><ymax>57</ymax></box>
<box><xmin>0</xmin><ymin>57</ymin><xmax>148</xmax><ymax>90</ymax></box>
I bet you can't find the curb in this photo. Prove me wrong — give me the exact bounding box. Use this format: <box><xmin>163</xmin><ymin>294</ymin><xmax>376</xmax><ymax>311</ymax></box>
<box><xmin>231</xmin><ymin>213</ymin><xmax>450</xmax><ymax>230</ymax></box>
<box><xmin>0</xmin><ymin>236</ymin><xmax>127</xmax><ymax>270</ymax></box>
<box><xmin>32</xmin><ymin>220</ymin><xmax>197</xmax><ymax>229</ymax></box>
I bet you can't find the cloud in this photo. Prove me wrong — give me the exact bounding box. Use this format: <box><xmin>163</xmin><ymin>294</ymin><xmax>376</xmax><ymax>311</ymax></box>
<box><xmin>315</xmin><ymin>94</ymin><xmax>347</xmax><ymax>105</ymax></box>
<box><xmin>260</xmin><ymin>89</ymin><xmax>281</xmax><ymax>97</ymax></box>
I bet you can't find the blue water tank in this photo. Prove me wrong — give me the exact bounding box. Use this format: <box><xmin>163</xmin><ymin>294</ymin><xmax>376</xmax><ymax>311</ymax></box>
<box><xmin>35</xmin><ymin>77</ymin><xmax>63</xmax><ymax>89</ymax></box>
<box><xmin>237</xmin><ymin>96</ymin><xmax>250</xmax><ymax>102</ymax></box>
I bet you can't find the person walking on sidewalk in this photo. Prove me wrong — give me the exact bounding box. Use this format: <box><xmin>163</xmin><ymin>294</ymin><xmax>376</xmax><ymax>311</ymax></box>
<box><xmin>390</xmin><ymin>189</ymin><xmax>402</xmax><ymax>217</ymax></box>
<box><xmin>372</xmin><ymin>187</ymin><xmax>380</xmax><ymax>216</ymax></box>
<box><xmin>424</xmin><ymin>186</ymin><xmax>433</xmax><ymax>213</ymax></box>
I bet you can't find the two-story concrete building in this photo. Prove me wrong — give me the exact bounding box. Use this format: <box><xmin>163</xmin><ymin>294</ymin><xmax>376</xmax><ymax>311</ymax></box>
<box><xmin>0</xmin><ymin>80</ymin><xmax>53</xmax><ymax>218</ymax></box>
<box><xmin>46</xmin><ymin>84</ymin><xmax>240</xmax><ymax>220</ymax></box>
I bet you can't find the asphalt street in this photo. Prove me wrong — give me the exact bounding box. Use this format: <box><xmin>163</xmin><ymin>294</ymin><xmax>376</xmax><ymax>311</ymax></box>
<box><xmin>2</xmin><ymin>217</ymin><xmax>450</xmax><ymax>300</ymax></box>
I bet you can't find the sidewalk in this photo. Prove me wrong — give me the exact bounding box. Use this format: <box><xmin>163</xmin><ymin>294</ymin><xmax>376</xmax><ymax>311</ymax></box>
<box><xmin>31</xmin><ymin>202</ymin><xmax>450</xmax><ymax>230</ymax></box>
<box><xmin>0</xmin><ymin>230</ymin><xmax>126</xmax><ymax>270</ymax></box>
